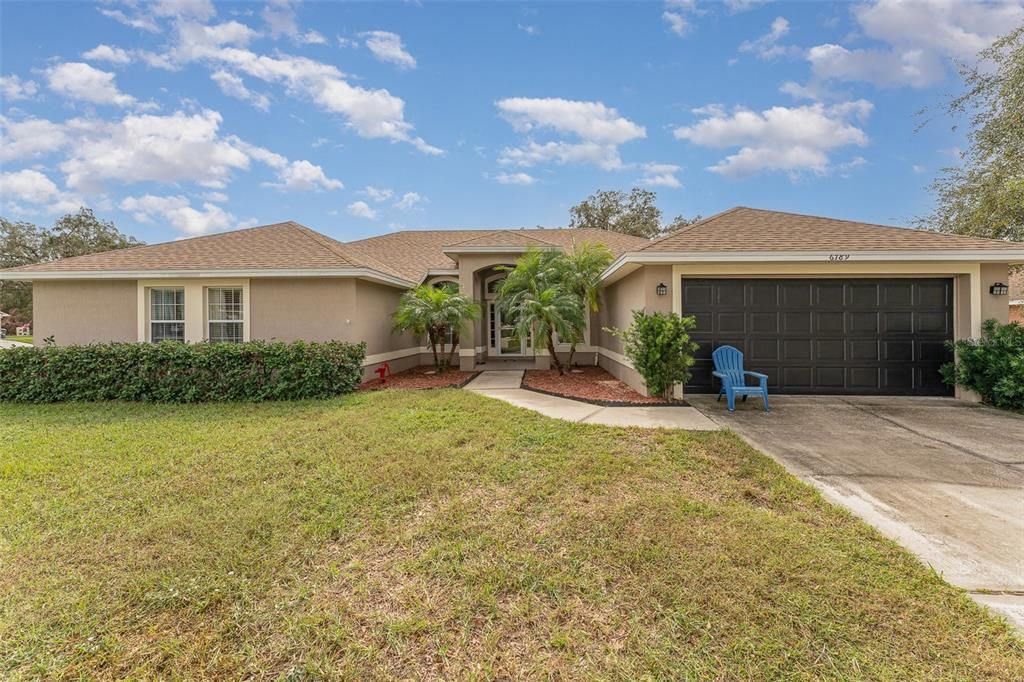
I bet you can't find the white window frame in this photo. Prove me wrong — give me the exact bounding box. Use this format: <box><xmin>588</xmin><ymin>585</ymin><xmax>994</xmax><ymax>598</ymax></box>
<box><xmin>206</xmin><ymin>286</ymin><xmax>244</xmax><ymax>343</ymax></box>
<box><xmin>149</xmin><ymin>287</ymin><xmax>185</xmax><ymax>342</ymax></box>
<box><xmin>137</xmin><ymin>279</ymin><xmax>250</xmax><ymax>343</ymax></box>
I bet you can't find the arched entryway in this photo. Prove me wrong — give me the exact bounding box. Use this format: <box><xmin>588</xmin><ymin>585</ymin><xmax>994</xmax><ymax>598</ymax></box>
<box><xmin>483</xmin><ymin>272</ymin><xmax>532</xmax><ymax>358</ymax></box>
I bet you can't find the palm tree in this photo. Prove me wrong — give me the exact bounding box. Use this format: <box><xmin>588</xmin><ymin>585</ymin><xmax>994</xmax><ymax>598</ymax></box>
<box><xmin>558</xmin><ymin>241</ymin><xmax>613</xmax><ymax>366</ymax></box>
<box><xmin>497</xmin><ymin>249</ymin><xmax>585</xmax><ymax>374</ymax></box>
<box><xmin>393</xmin><ymin>284</ymin><xmax>480</xmax><ymax>372</ymax></box>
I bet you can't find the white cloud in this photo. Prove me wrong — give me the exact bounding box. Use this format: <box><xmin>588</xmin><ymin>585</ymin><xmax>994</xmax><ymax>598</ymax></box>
<box><xmin>0</xmin><ymin>116</ymin><xmax>69</xmax><ymax>162</ymax></box>
<box><xmin>498</xmin><ymin>140</ymin><xmax>626</xmax><ymax>171</ymax></box>
<box><xmin>495</xmin><ymin>97</ymin><xmax>645</xmax><ymax>172</ymax></box>
<box><xmin>639</xmin><ymin>163</ymin><xmax>682</xmax><ymax>188</ymax></box>
<box><xmin>800</xmin><ymin>0</ymin><xmax>1024</xmax><ymax>90</ymax></box>
<box><xmin>260</xmin><ymin>0</ymin><xmax>323</xmax><ymax>44</ymax></box>
<box><xmin>211</xmin><ymin>70</ymin><xmax>271</xmax><ymax>110</ymax></box>
<box><xmin>912</xmin><ymin>163</ymin><xmax>926</xmax><ymax>174</ymax></box>
<box><xmin>120</xmin><ymin>194</ymin><xmax>236</xmax><ymax>235</ymax></box>
<box><xmin>494</xmin><ymin>172</ymin><xmax>536</xmax><ymax>185</ymax></box>
<box><xmin>347</xmin><ymin>200</ymin><xmax>378</xmax><ymax>219</ymax></box>
<box><xmin>725</xmin><ymin>0</ymin><xmax>773</xmax><ymax>12</ymax></box>
<box><xmin>155</xmin><ymin>30</ymin><xmax>441</xmax><ymax>153</ymax></box>
<box><xmin>152</xmin><ymin>0</ymin><xmax>217</xmax><ymax>21</ymax></box>
<box><xmin>517</xmin><ymin>23</ymin><xmax>539</xmax><ymax>36</ymax></box>
<box><xmin>497</xmin><ymin>97</ymin><xmax>645</xmax><ymax>145</ymax></box>
<box><xmin>673</xmin><ymin>100</ymin><xmax>872</xmax><ymax>179</ymax></box>
<box><xmin>662</xmin><ymin>12</ymin><xmax>688</xmax><ymax>37</ymax></box>
<box><xmin>739</xmin><ymin>16</ymin><xmax>793</xmax><ymax>60</ymax></box>
<box><xmin>0</xmin><ymin>75</ymin><xmax>39</xmax><ymax>101</ymax></box>
<box><xmin>807</xmin><ymin>43</ymin><xmax>945</xmax><ymax>88</ymax></box>
<box><xmin>45</xmin><ymin>62</ymin><xmax>136</xmax><ymax>107</ymax></box>
<box><xmin>855</xmin><ymin>0</ymin><xmax>1024</xmax><ymax>60</ymax></box>
<box><xmin>82</xmin><ymin>44</ymin><xmax>133</xmax><ymax>65</ymax></box>
<box><xmin>362</xmin><ymin>185</ymin><xmax>394</xmax><ymax>201</ymax></box>
<box><xmin>0</xmin><ymin>169</ymin><xmax>83</xmax><ymax>214</ymax></box>
<box><xmin>97</xmin><ymin>7</ymin><xmax>161</xmax><ymax>32</ymax></box>
<box><xmin>60</xmin><ymin>109</ymin><xmax>250</xmax><ymax>192</ymax></box>
<box><xmin>263</xmin><ymin>160</ymin><xmax>343</xmax><ymax>191</ymax></box>
<box><xmin>360</xmin><ymin>31</ymin><xmax>417</xmax><ymax>69</ymax></box>
<box><xmin>394</xmin><ymin>191</ymin><xmax>425</xmax><ymax>210</ymax></box>
<box><xmin>203</xmin><ymin>190</ymin><xmax>229</xmax><ymax>202</ymax></box>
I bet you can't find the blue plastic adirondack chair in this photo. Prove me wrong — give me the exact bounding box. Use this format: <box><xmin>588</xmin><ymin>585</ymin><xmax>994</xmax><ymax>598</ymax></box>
<box><xmin>712</xmin><ymin>345</ymin><xmax>770</xmax><ymax>412</ymax></box>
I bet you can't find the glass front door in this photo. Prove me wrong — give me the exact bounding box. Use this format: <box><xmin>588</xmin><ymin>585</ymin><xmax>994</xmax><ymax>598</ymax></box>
<box><xmin>490</xmin><ymin>303</ymin><xmax>530</xmax><ymax>356</ymax></box>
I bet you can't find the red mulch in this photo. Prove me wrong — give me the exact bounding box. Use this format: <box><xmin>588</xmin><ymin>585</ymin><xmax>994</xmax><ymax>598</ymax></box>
<box><xmin>359</xmin><ymin>365</ymin><xmax>478</xmax><ymax>391</ymax></box>
<box><xmin>522</xmin><ymin>366</ymin><xmax>675</xmax><ymax>405</ymax></box>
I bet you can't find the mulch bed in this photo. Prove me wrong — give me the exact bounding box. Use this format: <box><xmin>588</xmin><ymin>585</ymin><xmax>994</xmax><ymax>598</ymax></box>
<box><xmin>522</xmin><ymin>366</ymin><xmax>688</xmax><ymax>406</ymax></box>
<box><xmin>359</xmin><ymin>366</ymin><xmax>479</xmax><ymax>391</ymax></box>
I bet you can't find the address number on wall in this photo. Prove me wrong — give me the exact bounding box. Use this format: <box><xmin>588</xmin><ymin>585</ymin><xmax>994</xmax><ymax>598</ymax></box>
<box><xmin>828</xmin><ymin>253</ymin><xmax>852</xmax><ymax>261</ymax></box>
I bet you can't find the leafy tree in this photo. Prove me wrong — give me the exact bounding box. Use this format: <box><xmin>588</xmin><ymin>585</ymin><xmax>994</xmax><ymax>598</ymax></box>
<box><xmin>497</xmin><ymin>249</ymin><xmax>585</xmax><ymax>374</ymax></box>
<box><xmin>607</xmin><ymin>311</ymin><xmax>699</xmax><ymax>400</ymax></box>
<box><xmin>556</xmin><ymin>241</ymin><xmax>613</xmax><ymax>366</ymax></box>
<box><xmin>570</xmin><ymin>188</ymin><xmax>663</xmax><ymax>238</ymax></box>
<box><xmin>570</xmin><ymin>187</ymin><xmax>701</xmax><ymax>238</ymax></box>
<box><xmin>663</xmin><ymin>213</ymin><xmax>704</xmax><ymax>233</ymax></box>
<box><xmin>941</xmin><ymin>319</ymin><xmax>1024</xmax><ymax>410</ymax></box>
<box><xmin>393</xmin><ymin>284</ymin><xmax>480</xmax><ymax>372</ymax></box>
<box><xmin>1</xmin><ymin>208</ymin><xmax>142</xmax><ymax>332</ymax></box>
<box><xmin>916</xmin><ymin>27</ymin><xmax>1024</xmax><ymax>241</ymax></box>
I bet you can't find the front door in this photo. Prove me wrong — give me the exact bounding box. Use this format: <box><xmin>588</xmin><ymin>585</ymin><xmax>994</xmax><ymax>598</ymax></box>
<box><xmin>490</xmin><ymin>302</ymin><xmax>530</xmax><ymax>356</ymax></box>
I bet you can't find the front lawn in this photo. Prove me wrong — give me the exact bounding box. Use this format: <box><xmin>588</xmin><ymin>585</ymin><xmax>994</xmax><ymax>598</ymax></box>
<box><xmin>1</xmin><ymin>391</ymin><xmax>1020</xmax><ymax>679</ymax></box>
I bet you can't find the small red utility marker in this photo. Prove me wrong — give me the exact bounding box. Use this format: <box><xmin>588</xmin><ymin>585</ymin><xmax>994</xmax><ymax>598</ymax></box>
<box><xmin>375</xmin><ymin>362</ymin><xmax>391</xmax><ymax>383</ymax></box>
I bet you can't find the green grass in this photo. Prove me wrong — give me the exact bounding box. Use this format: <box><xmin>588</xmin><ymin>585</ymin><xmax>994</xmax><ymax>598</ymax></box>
<box><xmin>1</xmin><ymin>391</ymin><xmax>1020</xmax><ymax>679</ymax></box>
<box><xmin>2</xmin><ymin>335</ymin><xmax>30</xmax><ymax>344</ymax></box>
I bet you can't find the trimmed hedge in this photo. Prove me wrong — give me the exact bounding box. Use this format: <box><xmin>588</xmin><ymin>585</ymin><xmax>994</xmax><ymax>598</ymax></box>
<box><xmin>0</xmin><ymin>340</ymin><xmax>366</xmax><ymax>403</ymax></box>
<box><xmin>941</xmin><ymin>319</ymin><xmax>1024</xmax><ymax>410</ymax></box>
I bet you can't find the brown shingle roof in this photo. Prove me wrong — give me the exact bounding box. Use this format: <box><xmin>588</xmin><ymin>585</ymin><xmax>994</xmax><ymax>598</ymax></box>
<box><xmin>1</xmin><ymin>222</ymin><xmax>650</xmax><ymax>283</ymax></box>
<box><xmin>344</xmin><ymin>228</ymin><xmax>650</xmax><ymax>281</ymax></box>
<box><xmin>644</xmin><ymin>207</ymin><xmax>1024</xmax><ymax>253</ymax></box>
<box><xmin>3</xmin><ymin>221</ymin><xmax>376</xmax><ymax>274</ymax></box>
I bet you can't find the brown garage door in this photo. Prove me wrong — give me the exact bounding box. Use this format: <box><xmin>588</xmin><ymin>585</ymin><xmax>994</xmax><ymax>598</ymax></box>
<box><xmin>683</xmin><ymin>278</ymin><xmax>954</xmax><ymax>396</ymax></box>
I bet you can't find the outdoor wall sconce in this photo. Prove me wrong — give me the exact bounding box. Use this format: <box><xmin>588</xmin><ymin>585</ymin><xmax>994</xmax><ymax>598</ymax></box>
<box><xmin>656</xmin><ymin>282</ymin><xmax>668</xmax><ymax>296</ymax></box>
<box><xmin>990</xmin><ymin>282</ymin><xmax>1009</xmax><ymax>296</ymax></box>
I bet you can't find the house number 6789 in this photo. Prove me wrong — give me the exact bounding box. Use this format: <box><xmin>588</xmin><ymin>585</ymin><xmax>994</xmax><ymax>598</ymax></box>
<box><xmin>828</xmin><ymin>253</ymin><xmax>851</xmax><ymax>261</ymax></box>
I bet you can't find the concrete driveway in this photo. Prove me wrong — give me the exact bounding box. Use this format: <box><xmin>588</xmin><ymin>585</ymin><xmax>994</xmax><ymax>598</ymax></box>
<box><xmin>688</xmin><ymin>394</ymin><xmax>1024</xmax><ymax>629</ymax></box>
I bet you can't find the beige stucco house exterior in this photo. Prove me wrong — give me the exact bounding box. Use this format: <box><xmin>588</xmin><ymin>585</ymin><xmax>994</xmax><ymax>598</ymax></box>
<box><xmin>3</xmin><ymin>206</ymin><xmax>1022</xmax><ymax>401</ymax></box>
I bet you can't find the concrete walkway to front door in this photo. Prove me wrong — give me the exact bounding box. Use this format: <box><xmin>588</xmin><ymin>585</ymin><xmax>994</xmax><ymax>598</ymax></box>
<box><xmin>464</xmin><ymin>371</ymin><xmax>720</xmax><ymax>430</ymax></box>
<box><xmin>689</xmin><ymin>394</ymin><xmax>1024</xmax><ymax>630</ymax></box>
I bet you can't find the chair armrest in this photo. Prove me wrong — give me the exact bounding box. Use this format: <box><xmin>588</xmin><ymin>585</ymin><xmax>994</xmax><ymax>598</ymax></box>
<box><xmin>744</xmin><ymin>371</ymin><xmax>768</xmax><ymax>380</ymax></box>
<box><xmin>712</xmin><ymin>371</ymin><xmax>732</xmax><ymax>385</ymax></box>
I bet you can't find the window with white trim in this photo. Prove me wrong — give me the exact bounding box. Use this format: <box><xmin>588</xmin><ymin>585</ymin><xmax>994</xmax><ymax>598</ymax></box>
<box><xmin>150</xmin><ymin>288</ymin><xmax>185</xmax><ymax>342</ymax></box>
<box><xmin>207</xmin><ymin>287</ymin><xmax>244</xmax><ymax>343</ymax></box>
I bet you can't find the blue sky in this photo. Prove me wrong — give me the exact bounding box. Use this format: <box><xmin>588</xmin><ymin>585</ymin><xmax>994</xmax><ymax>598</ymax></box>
<box><xmin>1</xmin><ymin>0</ymin><xmax>1021</xmax><ymax>245</ymax></box>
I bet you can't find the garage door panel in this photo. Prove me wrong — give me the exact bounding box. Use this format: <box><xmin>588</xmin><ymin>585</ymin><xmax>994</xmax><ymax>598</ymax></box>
<box><xmin>781</xmin><ymin>282</ymin><xmax>812</xmax><ymax>307</ymax></box>
<box><xmin>749</xmin><ymin>312</ymin><xmax>779</xmax><ymax>334</ymax></box>
<box><xmin>783</xmin><ymin>311</ymin><xmax>812</xmax><ymax>334</ymax></box>
<box><xmin>849</xmin><ymin>339</ymin><xmax>880</xmax><ymax>361</ymax></box>
<box><xmin>915</xmin><ymin>311</ymin><xmax>949</xmax><ymax>334</ymax></box>
<box><xmin>883</xmin><ymin>311</ymin><xmax>913</xmax><ymax>333</ymax></box>
<box><xmin>849</xmin><ymin>312</ymin><xmax>879</xmax><ymax>334</ymax></box>
<box><xmin>750</xmin><ymin>338</ymin><xmax>779</xmax><ymax>361</ymax></box>
<box><xmin>815</xmin><ymin>339</ymin><xmax>845</xmax><ymax>361</ymax></box>
<box><xmin>749</xmin><ymin>283</ymin><xmax>780</xmax><ymax>307</ymax></box>
<box><xmin>816</xmin><ymin>312</ymin><xmax>845</xmax><ymax>334</ymax></box>
<box><xmin>848</xmin><ymin>283</ymin><xmax>879</xmax><ymax>306</ymax></box>
<box><xmin>682</xmin><ymin>277</ymin><xmax>954</xmax><ymax>396</ymax></box>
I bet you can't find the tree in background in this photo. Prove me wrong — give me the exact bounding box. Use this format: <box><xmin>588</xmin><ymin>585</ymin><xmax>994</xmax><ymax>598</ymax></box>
<box><xmin>569</xmin><ymin>187</ymin><xmax>701</xmax><ymax>238</ymax></box>
<box><xmin>497</xmin><ymin>249</ymin><xmax>585</xmax><ymax>375</ymax></box>
<box><xmin>557</xmin><ymin>241</ymin><xmax>613</xmax><ymax>367</ymax></box>
<box><xmin>916</xmin><ymin>27</ymin><xmax>1023</xmax><ymax>242</ymax></box>
<box><xmin>0</xmin><ymin>208</ymin><xmax>142</xmax><ymax>333</ymax></box>
<box><xmin>393</xmin><ymin>284</ymin><xmax>480</xmax><ymax>372</ymax></box>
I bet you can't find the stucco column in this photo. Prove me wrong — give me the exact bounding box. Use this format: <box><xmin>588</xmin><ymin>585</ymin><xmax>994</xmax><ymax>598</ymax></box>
<box><xmin>458</xmin><ymin>264</ymin><xmax>477</xmax><ymax>371</ymax></box>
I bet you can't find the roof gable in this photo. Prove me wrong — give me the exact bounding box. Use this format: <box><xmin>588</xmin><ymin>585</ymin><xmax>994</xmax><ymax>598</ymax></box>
<box><xmin>644</xmin><ymin>207</ymin><xmax>1024</xmax><ymax>253</ymax></box>
<box><xmin>445</xmin><ymin>230</ymin><xmax>555</xmax><ymax>249</ymax></box>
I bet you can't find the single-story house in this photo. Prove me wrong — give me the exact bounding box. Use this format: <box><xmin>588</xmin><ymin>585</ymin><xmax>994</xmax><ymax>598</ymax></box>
<box><xmin>2</xmin><ymin>206</ymin><xmax>1021</xmax><ymax>401</ymax></box>
<box><xmin>1010</xmin><ymin>270</ymin><xmax>1023</xmax><ymax>324</ymax></box>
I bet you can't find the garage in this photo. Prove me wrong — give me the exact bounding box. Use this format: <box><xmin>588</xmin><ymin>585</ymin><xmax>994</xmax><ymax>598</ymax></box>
<box><xmin>682</xmin><ymin>278</ymin><xmax>955</xmax><ymax>396</ymax></box>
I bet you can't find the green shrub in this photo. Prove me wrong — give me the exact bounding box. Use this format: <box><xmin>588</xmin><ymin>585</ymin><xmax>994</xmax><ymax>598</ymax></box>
<box><xmin>941</xmin><ymin>319</ymin><xmax>1024</xmax><ymax>410</ymax></box>
<box><xmin>0</xmin><ymin>340</ymin><xmax>366</xmax><ymax>403</ymax></box>
<box><xmin>607</xmin><ymin>310</ymin><xmax>699</xmax><ymax>399</ymax></box>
